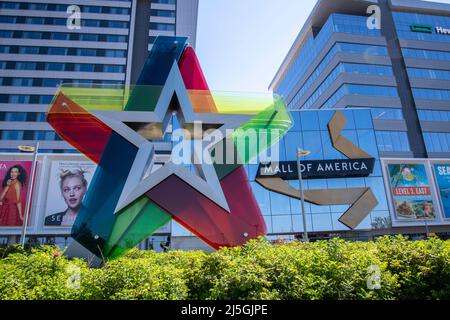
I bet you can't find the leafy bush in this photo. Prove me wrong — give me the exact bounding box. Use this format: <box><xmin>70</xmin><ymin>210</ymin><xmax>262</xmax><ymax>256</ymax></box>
<box><xmin>0</xmin><ymin>236</ymin><xmax>449</xmax><ymax>300</ymax></box>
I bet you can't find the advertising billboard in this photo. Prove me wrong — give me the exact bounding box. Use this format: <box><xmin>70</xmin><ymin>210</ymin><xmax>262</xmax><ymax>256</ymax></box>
<box><xmin>434</xmin><ymin>164</ymin><xmax>450</xmax><ymax>219</ymax></box>
<box><xmin>0</xmin><ymin>160</ymin><xmax>33</xmax><ymax>227</ymax></box>
<box><xmin>387</xmin><ymin>164</ymin><xmax>436</xmax><ymax>220</ymax></box>
<box><xmin>44</xmin><ymin>160</ymin><xmax>96</xmax><ymax>227</ymax></box>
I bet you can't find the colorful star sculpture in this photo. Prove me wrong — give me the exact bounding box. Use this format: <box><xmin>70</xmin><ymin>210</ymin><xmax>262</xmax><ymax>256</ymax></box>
<box><xmin>47</xmin><ymin>36</ymin><xmax>292</xmax><ymax>261</ymax></box>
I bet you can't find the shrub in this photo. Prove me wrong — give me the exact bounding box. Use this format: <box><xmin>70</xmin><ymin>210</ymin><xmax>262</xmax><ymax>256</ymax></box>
<box><xmin>0</xmin><ymin>236</ymin><xmax>449</xmax><ymax>300</ymax></box>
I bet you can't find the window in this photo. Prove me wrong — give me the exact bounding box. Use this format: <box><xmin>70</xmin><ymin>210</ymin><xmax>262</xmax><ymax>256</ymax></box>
<box><xmin>418</xmin><ymin>110</ymin><xmax>450</xmax><ymax>122</ymax></box>
<box><xmin>25</xmin><ymin>17</ymin><xmax>45</xmax><ymax>24</ymax></box>
<box><xmin>77</xmin><ymin>48</ymin><xmax>97</xmax><ymax>56</ymax></box>
<box><xmin>105</xmin><ymin>50</ymin><xmax>126</xmax><ymax>58</ymax></box>
<box><xmin>370</xmin><ymin>108</ymin><xmax>403</xmax><ymax>120</ymax></box>
<box><xmin>74</xmin><ymin>64</ymin><xmax>95</xmax><ymax>72</ymax></box>
<box><xmin>42</xmin><ymin>79</ymin><xmax>63</xmax><ymax>87</ymax></box>
<box><xmin>413</xmin><ymin>88</ymin><xmax>450</xmax><ymax>101</ymax></box>
<box><xmin>109</xmin><ymin>7</ymin><xmax>130</xmax><ymax>15</ymax></box>
<box><xmin>34</xmin><ymin>131</ymin><xmax>56</xmax><ymax>140</ymax></box>
<box><xmin>16</xmin><ymin>62</ymin><xmax>37</xmax><ymax>70</ymax></box>
<box><xmin>45</xmin><ymin>63</ymin><xmax>65</xmax><ymax>71</ymax></box>
<box><xmin>316</xmin><ymin>85</ymin><xmax>398</xmax><ymax>110</ymax></box>
<box><xmin>150</xmin><ymin>9</ymin><xmax>176</xmax><ymax>18</ymax></box>
<box><xmin>299</xmin><ymin>64</ymin><xmax>393</xmax><ymax>109</ymax></box>
<box><xmin>103</xmin><ymin>65</ymin><xmax>123</xmax><ymax>73</ymax></box>
<box><xmin>375</xmin><ymin>131</ymin><xmax>411</xmax><ymax>152</ymax></box>
<box><xmin>29</xmin><ymin>3</ymin><xmax>47</xmax><ymax>10</ymax></box>
<box><xmin>9</xmin><ymin>95</ymin><xmax>31</xmax><ymax>104</ymax></box>
<box><xmin>281</xmin><ymin>41</ymin><xmax>388</xmax><ymax>103</ymax></box>
<box><xmin>108</xmin><ymin>21</ymin><xmax>128</xmax><ymax>28</ymax></box>
<box><xmin>22</xmin><ymin>31</ymin><xmax>42</xmax><ymax>39</ymax></box>
<box><xmin>1</xmin><ymin>130</ymin><xmax>24</xmax><ymax>140</ymax></box>
<box><xmin>408</xmin><ymin>68</ymin><xmax>450</xmax><ymax>80</ymax></box>
<box><xmin>39</xmin><ymin>96</ymin><xmax>53</xmax><ymax>104</ymax></box>
<box><xmin>150</xmin><ymin>23</ymin><xmax>175</xmax><ymax>31</ymax></box>
<box><xmin>81</xmin><ymin>6</ymin><xmax>101</xmax><ymax>13</ymax></box>
<box><xmin>80</xmin><ymin>34</ymin><xmax>98</xmax><ymax>41</ymax></box>
<box><xmin>153</xmin><ymin>0</ymin><xmax>176</xmax><ymax>4</ymax></box>
<box><xmin>3</xmin><ymin>112</ymin><xmax>27</xmax><ymax>121</ymax></box>
<box><xmin>424</xmin><ymin>133</ymin><xmax>450</xmax><ymax>153</ymax></box>
<box><xmin>19</xmin><ymin>46</ymin><xmax>39</xmax><ymax>54</ymax></box>
<box><xmin>106</xmin><ymin>35</ymin><xmax>127</xmax><ymax>42</ymax></box>
<box><xmin>0</xmin><ymin>31</ymin><xmax>13</xmax><ymax>38</ymax></box>
<box><xmin>12</xmin><ymin>78</ymin><xmax>33</xmax><ymax>87</ymax></box>
<box><xmin>403</xmin><ymin>48</ymin><xmax>450</xmax><ymax>61</ymax></box>
<box><xmin>0</xmin><ymin>2</ymin><xmax>20</xmax><ymax>9</ymax></box>
<box><xmin>48</xmin><ymin>47</ymin><xmax>68</xmax><ymax>55</ymax></box>
<box><xmin>51</xmin><ymin>33</ymin><xmax>69</xmax><ymax>40</ymax></box>
<box><xmin>0</xmin><ymin>16</ymin><xmax>16</xmax><ymax>23</ymax></box>
<box><xmin>82</xmin><ymin>20</ymin><xmax>101</xmax><ymax>28</ymax></box>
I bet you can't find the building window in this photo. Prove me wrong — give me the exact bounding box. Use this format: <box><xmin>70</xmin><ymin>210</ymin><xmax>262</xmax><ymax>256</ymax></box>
<box><xmin>418</xmin><ymin>110</ymin><xmax>450</xmax><ymax>122</ymax></box>
<box><xmin>152</xmin><ymin>0</ymin><xmax>176</xmax><ymax>4</ymax></box>
<box><xmin>370</xmin><ymin>108</ymin><xmax>404</xmax><ymax>120</ymax></box>
<box><xmin>16</xmin><ymin>62</ymin><xmax>37</xmax><ymax>70</ymax></box>
<box><xmin>403</xmin><ymin>48</ymin><xmax>450</xmax><ymax>61</ymax></box>
<box><xmin>150</xmin><ymin>9</ymin><xmax>176</xmax><ymax>18</ymax></box>
<box><xmin>12</xmin><ymin>78</ymin><xmax>33</xmax><ymax>86</ymax></box>
<box><xmin>408</xmin><ymin>68</ymin><xmax>450</xmax><ymax>80</ymax></box>
<box><xmin>1</xmin><ymin>130</ymin><xmax>24</xmax><ymax>140</ymax></box>
<box><xmin>423</xmin><ymin>133</ymin><xmax>450</xmax><ymax>153</ymax></box>
<box><xmin>45</xmin><ymin>63</ymin><xmax>65</xmax><ymax>71</ymax></box>
<box><xmin>413</xmin><ymin>88</ymin><xmax>450</xmax><ymax>101</ymax></box>
<box><xmin>150</xmin><ymin>23</ymin><xmax>175</xmax><ymax>31</ymax></box>
<box><xmin>375</xmin><ymin>131</ymin><xmax>411</xmax><ymax>152</ymax></box>
<box><xmin>19</xmin><ymin>46</ymin><xmax>40</xmax><ymax>54</ymax></box>
<box><xmin>317</xmin><ymin>85</ymin><xmax>398</xmax><ymax>111</ymax></box>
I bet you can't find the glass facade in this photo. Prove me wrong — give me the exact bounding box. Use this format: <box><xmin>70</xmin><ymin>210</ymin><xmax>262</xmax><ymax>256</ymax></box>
<box><xmin>277</xmin><ymin>13</ymin><xmax>383</xmax><ymax>99</ymax></box>
<box><xmin>274</xmin><ymin>8</ymin><xmax>450</xmax><ymax>157</ymax></box>
<box><xmin>318</xmin><ymin>84</ymin><xmax>398</xmax><ymax>110</ymax></box>
<box><xmin>418</xmin><ymin>110</ymin><xmax>450</xmax><ymax>122</ymax></box>
<box><xmin>393</xmin><ymin>12</ymin><xmax>450</xmax><ymax>43</ymax></box>
<box><xmin>375</xmin><ymin>131</ymin><xmax>411</xmax><ymax>152</ymax></box>
<box><xmin>392</xmin><ymin>10</ymin><xmax>450</xmax><ymax>157</ymax></box>
<box><xmin>246</xmin><ymin>109</ymin><xmax>389</xmax><ymax>234</ymax></box>
<box><xmin>298</xmin><ymin>64</ymin><xmax>393</xmax><ymax>109</ymax></box>
<box><xmin>370</xmin><ymin>108</ymin><xmax>404</xmax><ymax>120</ymax></box>
<box><xmin>407</xmin><ymin>68</ymin><xmax>450</xmax><ymax>80</ymax></box>
<box><xmin>413</xmin><ymin>88</ymin><xmax>450</xmax><ymax>101</ymax></box>
<box><xmin>424</xmin><ymin>133</ymin><xmax>450</xmax><ymax>153</ymax></box>
<box><xmin>288</xmin><ymin>44</ymin><xmax>388</xmax><ymax>109</ymax></box>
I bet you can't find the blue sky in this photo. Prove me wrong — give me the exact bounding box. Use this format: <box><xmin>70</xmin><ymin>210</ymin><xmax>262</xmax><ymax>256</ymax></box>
<box><xmin>196</xmin><ymin>0</ymin><xmax>450</xmax><ymax>93</ymax></box>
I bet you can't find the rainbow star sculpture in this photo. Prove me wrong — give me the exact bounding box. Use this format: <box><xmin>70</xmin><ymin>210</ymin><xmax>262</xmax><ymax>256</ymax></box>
<box><xmin>47</xmin><ymin>36</ymin><xmax>292</xmax><ymax>261</ymax></box>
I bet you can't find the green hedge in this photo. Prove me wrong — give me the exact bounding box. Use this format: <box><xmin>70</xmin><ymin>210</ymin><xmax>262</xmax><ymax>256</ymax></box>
<box><xmin>0</xmin><ymin>236</ymin><xmax>449</xmax><ymax>300</ymax></box>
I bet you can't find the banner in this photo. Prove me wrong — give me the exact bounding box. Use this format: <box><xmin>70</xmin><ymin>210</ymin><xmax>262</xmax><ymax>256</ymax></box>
<box><xmin>434</xmin><ymin>164</ymin><xmax>450</xmax><ymax>219</ymax></box>
<box><xmin>387</xmin><ymin>164</ymin><xmax>436</xmax><ymax>220</ymax></box>
<box><xmin>0</xmin><ymin>161</ymin><xmax>33</xmax><ymax>227</ymax></box>
<box><xmin>44</xmin><ymin>160</ymin><xmax>96</xmax><ymax>227</ymax></box>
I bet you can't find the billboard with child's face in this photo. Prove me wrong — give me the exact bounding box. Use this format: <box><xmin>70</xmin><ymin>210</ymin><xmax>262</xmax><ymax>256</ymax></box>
<box><xmin>387</xmin><ymin>164</ymin><xmax>436</xmax><ymax>220</ymax></box>
<box><xmin>0</xmin><ymin>160</ymin><xmax>33</xmax><ymax>227</ymax></box>
<box><xmin>44</xmin><ymin>160</ymin><xmax>96</xmax><ymax>227</ymax></box>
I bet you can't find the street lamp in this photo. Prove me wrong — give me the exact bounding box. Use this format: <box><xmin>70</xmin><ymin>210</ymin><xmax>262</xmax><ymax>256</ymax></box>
<box><xmin>296</xmin><ymin>148</ymin><xmax>311</xmax><ymax>242</ymax></box>
<box><xmin>18</xmin><ymin>142</ymin><xmax>39</xmax><ymax>246</ymax></box>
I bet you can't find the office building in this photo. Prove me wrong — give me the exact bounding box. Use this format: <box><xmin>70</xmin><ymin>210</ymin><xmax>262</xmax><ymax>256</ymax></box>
<box><xmin>270</xmin><ymin>0</ymin><xmax>450</xmax><ymax>160</ymax></box>
<box><xmin>0</xmin><ymin>0</ymin><xmax>199</xmax><ymax>153</ymax></box>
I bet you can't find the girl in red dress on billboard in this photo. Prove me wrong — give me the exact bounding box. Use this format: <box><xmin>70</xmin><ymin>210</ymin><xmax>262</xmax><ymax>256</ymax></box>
<box><xmin>0</xmin><ymin>165</ymin><xmax>27</xmax><ymax>226</ymax></box>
